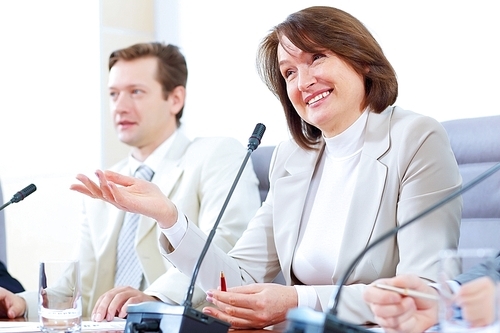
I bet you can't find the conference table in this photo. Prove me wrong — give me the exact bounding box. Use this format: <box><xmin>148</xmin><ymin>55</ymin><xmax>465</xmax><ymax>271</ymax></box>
<box><xmin>0</xmin><ymin>318</ymin><xmax>388</xmax><ymax>332</ymax></box>
<box><xmin>0</xmin><ymin>317</ymin><xmax>284</xmax><ymax>333</ymax></box>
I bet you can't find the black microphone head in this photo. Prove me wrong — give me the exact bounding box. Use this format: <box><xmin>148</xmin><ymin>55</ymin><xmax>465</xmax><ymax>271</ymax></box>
<box><xmin>248</xmin><ymin>123</ymin><xmax>266</xmax><ymax>151</ymax></box>
<box><xmin>11</xmin><ymin>184</ymin><xmax>37</xmax><ymax>203</ymax></box>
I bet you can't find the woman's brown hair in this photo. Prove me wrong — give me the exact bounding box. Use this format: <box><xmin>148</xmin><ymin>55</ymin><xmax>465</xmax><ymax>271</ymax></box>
<box><xmin>257</xmin><ymin>6</ymin><xmax>398</xmax><ymax>150</ymax></box>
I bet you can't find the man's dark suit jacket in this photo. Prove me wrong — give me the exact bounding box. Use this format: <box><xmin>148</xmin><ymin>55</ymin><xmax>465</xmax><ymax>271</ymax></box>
<box><xmin>0</xmin><ymin>261</ymin><xmax>24</xmax><ymax>293</ymax></box>
<box><xmin>455</xmin><ymin>253</ymin><xmax>500</xmax><ymax>285</ymax></box>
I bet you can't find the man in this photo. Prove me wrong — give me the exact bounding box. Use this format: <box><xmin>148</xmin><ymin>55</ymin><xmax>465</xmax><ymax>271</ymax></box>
<box><xmin>363</xmin><ymin>255</ymin><xmax>500</xmax><ymax>332</ymax></box>
<box><xmin>0</xmin><ymin>42</ymin><xmax>261</xmax><ymax>321</ymax></box>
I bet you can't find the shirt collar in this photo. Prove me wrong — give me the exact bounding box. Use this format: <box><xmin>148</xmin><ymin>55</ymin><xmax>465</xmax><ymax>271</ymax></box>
<box><xmin>127</xmin><ymin>130</ymin><xmax>178</xmax><ymax>175</ymax></box>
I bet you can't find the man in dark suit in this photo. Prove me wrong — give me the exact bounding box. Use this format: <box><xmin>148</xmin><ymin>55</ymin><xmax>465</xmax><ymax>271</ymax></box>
<box><xmin>0</xmin><ymin>261</ymin><xmax>24</xmax><ymax>293</ymax></box>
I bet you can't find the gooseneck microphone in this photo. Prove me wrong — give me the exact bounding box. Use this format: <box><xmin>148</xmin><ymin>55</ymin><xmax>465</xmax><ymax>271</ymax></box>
<box><xmin>184</xmin><ymin>122</ymin><xmax>266</xmax><ymax>309</ymax></box>
<box><xmin>125</xmin><ymin>123</ymin><xmax>266</xmax><ymax>333</ymax></box>
<box><xmin>248</xmin><ymin>123</ymin><xmax>266</xmax><ymax>152</ymax></box>
<box><xmin>285</xmin><ymin>161</ymin><xmax>500</xmax><ymax>333</ymax></box>
<box><xmin>0</xmin><ymin>184</ymin><xmax>37</xmax><ymax>211</ymax></box>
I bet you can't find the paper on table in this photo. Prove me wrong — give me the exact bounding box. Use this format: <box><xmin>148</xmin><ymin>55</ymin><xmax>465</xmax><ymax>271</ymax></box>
<box><xmin>82</xmin><ymin>319</ymin><xmax>126</xmax><ymax>331</ymax></box>
<box><xmin>367</xmin><ymin>324</ymin><xmax>439</xmax><ymax>332</ymax></box>
<box><xmin>0</xmin><ymin>319</ymin><xmax>126</xmax><ymax>332</ymax></box>
<box><xmin>0</xmin><ymin>321</ymin><xmax>39</xmax><ymax>333</ymax></box>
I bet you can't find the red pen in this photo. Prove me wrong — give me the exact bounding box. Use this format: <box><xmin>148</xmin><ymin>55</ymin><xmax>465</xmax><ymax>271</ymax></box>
<box><xmin>220</xmin><ymin>271</ymin><xmax>227</xmax><ymax>292</ymax></box>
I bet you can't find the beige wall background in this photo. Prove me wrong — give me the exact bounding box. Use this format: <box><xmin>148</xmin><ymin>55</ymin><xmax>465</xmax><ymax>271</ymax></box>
<box><xmin>1</xmin><ymin>0</ymin><xmax>157</xmax><ymax>291</ymax></box>
<box><xmin>100</xmin><ymin>0</ymin><xmax>156</xmax><ymax>169</ymax></box>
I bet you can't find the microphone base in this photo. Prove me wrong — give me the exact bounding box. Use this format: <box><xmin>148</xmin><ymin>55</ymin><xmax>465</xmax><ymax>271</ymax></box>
<box><xmin>125</xmin><ymin>302</ymin><xmax>230</xmax><ymax>333</ymax></box>
<box><xmin>323</xmin><ymin>313</ymin><xmax>372</xmax><ymax>333</ymax></box>
<box><xmin>284</xmin><ymin>307</ymin><xmax>371</xmax><ymax>333</ymax></box>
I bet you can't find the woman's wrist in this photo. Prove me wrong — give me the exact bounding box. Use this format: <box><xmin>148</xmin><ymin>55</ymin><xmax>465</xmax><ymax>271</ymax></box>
<box><xmin>156</xmin><ymin>200</ymin><xmax>178</xmax><ymax>228</ymax></box>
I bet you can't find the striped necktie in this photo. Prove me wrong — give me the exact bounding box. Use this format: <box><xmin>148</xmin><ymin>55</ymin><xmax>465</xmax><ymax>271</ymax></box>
<box><xmin>114</xmin><ymin>165</ymin><xmax>154</xmax><ymax>289</ymax></box>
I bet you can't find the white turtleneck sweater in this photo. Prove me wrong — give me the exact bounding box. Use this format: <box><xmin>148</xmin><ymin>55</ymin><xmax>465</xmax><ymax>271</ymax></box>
<box><xmin>293</xmin><ymin>110</ymin><xmax>368</xmax><ymax>309</ymax></box>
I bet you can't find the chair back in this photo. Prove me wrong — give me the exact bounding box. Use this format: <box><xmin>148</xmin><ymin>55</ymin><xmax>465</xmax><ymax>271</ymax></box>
<box><xmin>441</xmin><ymin>115</ymin><xmax>500</xmax><ymax>251</ymax></box>
<box><xmin>251</xmin><ymin>146</ymin><xmax>275</xmax><ymax>203</ymax></box>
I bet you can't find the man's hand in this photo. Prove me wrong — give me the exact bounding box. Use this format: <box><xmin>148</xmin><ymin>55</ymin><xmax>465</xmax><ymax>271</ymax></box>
<box><xmin>91</xmin><ymin>286</ymin><xmax>159</xmax><ymax>322</ymax></box>
<box><xmin>0</xmin><ymin>287</ymin><xmax>27</xmax><ymax>319</ymax></box>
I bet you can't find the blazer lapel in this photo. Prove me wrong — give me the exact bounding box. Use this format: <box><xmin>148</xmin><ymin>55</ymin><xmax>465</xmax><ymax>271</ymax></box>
<box><xmin>90</xmin><ymin>200</ymin><xmax>124</xmax><ymax>260</ymax></box>
<box><xmin>333</xmin><ymin>107</ymin><xmax>394</xmax><ymax>283</ymax></box>
<box><xmin>88</xmin><ymin>199</ymin><xmax>124</xmax><ymax>306</ymax></box>
<box><xmin>136</xmin><ymin>132</ymin><xmax>191</xmax><ymax>245</ymax></box>
<box><xmin>274</xmin><ymin>144</ymin><xmax>325</xmax><ymax>283</ymax></box>
<box><xmin>93</xmin><ymin>157</ymin><xmax>129</xmax><ymax>261</ymax></box>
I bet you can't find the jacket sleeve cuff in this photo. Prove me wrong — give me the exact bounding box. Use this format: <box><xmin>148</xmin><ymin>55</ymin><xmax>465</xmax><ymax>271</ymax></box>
<box><xmin>294</xmin><ymin>285</ymin><xmax>322</xmax><ymax>311</ymax></box>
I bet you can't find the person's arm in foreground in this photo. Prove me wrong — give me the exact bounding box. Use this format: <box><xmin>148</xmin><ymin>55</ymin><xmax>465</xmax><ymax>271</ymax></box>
<box><xmin>456</xmin><ymin>276</ymin><xmax>497</xmax><ymax>328</ymax></box>
<box><xmin>364</xmin><ymin>274</ymin><xmax>498</xmax><ymax>332</ymax></box>
<box><xmin>363</xmin><ymin>275</ymin><xmax>439</xmax><ymax>333</ymax></box>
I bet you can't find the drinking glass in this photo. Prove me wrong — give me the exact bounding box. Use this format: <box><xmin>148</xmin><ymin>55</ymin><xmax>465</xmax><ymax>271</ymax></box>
<box><xmin>38</xmin><ymin>260</ymin><xmax>82</xmax><ymax>333</ymax></box>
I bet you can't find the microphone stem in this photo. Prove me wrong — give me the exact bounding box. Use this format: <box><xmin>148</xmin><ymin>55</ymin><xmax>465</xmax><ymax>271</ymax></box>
<box><xmin>330</xmin><ymin>161</ymin><xmax>500</xmax><ymax>315</ymax></box>
<box><xmin>0</xmin><ymin>201</ymin><xmax>11</xmax><ymax>212</ymax></box>
<box><xmin>183</xmin><ymin>149</ymin><xmax>253</xmax><ymax>308</ymax></box>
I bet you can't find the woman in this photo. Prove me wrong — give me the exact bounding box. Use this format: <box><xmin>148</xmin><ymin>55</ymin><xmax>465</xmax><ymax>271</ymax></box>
<box><xmin>71</xmin><ymin>6</ymin><xmax>462</xmax><ymax>329</ymax></box>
